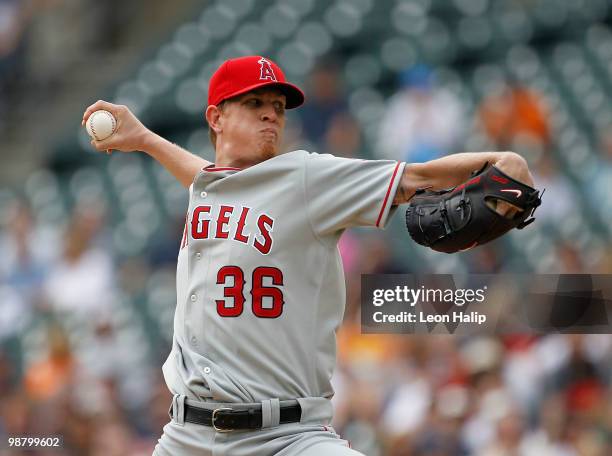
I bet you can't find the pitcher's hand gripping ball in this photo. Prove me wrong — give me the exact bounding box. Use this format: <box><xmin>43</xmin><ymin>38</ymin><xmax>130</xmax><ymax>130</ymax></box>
<box><xmin>85</xmin><ymin>110</ymin><xmax>117</xmax><ymax>141</ymax></box>
<box><xmin>405</xmin><ymin>163</ymin><xmax>542</xmax><ymax>253</ymax></box>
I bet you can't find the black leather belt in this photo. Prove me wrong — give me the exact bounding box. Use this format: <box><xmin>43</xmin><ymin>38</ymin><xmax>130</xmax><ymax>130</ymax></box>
<box><xmin>178</xmin><ymin>402</ymin><xmax>302</xmax><ymax>432</ymax></box>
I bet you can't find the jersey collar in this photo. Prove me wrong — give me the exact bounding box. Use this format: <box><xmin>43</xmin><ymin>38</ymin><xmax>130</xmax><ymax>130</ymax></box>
<box><xmin>197</xmin><ymin>164</ymin><xmax>241</xmax><ymax>185</ymax></box>
<box><xmin>203</xmin><ymin>165</ymin><xmax>242</xmax><ymax>172</ymax></box>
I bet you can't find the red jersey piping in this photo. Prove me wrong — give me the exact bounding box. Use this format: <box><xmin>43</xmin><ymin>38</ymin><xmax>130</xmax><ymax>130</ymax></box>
<box><xmin>203</xmin><ymin>166</ymin><xmax>241</xmax><ymax>172</ymax></box>
<box><xmin>376</xmin><ymin>162</ymin><xmax>402</xmax><ymax>227</ymax></box>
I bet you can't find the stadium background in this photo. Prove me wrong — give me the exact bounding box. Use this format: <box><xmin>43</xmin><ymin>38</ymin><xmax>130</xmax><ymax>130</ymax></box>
<box><xmin>2</xmin><ymin>0</ymin><xmax>612</xmax><ymax>454</ymax></box>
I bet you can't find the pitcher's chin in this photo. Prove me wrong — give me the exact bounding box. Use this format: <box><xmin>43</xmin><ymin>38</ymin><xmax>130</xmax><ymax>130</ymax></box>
<box><xmin>256</xmin><ymin>140</ymin><xmax>280</xmax><ymax>160</ymax></box>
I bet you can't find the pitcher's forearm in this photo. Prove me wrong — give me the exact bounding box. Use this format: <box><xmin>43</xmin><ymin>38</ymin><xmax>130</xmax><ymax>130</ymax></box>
<box><xmin>410</xmin><ymin>152</ymin><xmax>510</xmax><ymax>188</ymax></box>
<box><xmin>143</xmin><ymin>133</ymin><xmax>213</xmax><ymax>188</ymax></box>
<box><xmin>394</xmin><ymin>151</ymin><xmax>533</xmax><ymax>205</ymax></box>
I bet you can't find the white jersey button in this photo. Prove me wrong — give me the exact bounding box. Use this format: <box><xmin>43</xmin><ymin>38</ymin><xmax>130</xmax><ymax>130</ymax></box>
<box><xmin>200</xmin><ymin>191</ymin><xmax>207</xmax><ymax>198</ymax></box>
<box><xmin>204</xmin><ymin>367</ymin><xmax>211</xmax><ymax>374</ymax></box>
<box><xmin>190</xmin><ymin>336</ymin><xmax>197</xmax><ymax>346</ymax></box>
<box><xmin>190</xmin><ymin>294</ymin><xmax>197</xmax><ymax>302</ymax></box>
<box><xmin>195</xmin><ymin>252</ymin><xmax>202</xmax><ymax>260</ymax></box>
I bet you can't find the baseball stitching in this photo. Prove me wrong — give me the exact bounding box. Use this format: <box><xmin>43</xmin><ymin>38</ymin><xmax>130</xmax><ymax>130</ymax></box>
<box><xmin>90</xmin><ymin>110</ymin><xmax>116</xmax><ymax>141</ymax></box>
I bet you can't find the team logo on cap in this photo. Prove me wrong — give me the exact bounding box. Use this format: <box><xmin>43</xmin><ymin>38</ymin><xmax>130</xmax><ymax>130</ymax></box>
<box><xmin>258</xmin><ymin>57</ymin><xmax>277</xmax><ymax>82</ymax></box>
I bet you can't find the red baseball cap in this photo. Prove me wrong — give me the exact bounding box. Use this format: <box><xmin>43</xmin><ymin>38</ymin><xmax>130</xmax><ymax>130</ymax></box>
<box><xmin>207</xmin><ymin>56</ymin><xmax>305</xmax><ymax>109</ymax></box>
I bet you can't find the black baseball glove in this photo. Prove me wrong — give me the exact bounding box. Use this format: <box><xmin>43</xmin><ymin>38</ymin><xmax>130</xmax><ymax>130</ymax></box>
<box><xmin>405</xmin><ymin>163</ymin><xmax>542</xmax><ymax>254</ymax></box>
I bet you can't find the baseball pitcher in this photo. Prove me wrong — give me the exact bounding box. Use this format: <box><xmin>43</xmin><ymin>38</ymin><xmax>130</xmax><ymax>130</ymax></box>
<box><xmin>82</xmin><ymin>56</ymin><xmax>537</xmax><ymax>455</ymax></box>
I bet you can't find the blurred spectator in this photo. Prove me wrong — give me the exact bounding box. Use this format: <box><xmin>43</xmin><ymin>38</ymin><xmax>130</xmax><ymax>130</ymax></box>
<box><xmin>341</xmin><ymin>379</ymin><xmax>385</xmax><ymax>456</ymax></box>
<box><xmin>89</xmin><ymin>413</ymin><xmax>141</xmax><ymax>456</ymax></box>
<box><xmin>380</xmin><ymin>362</ymin><xmax>432</xmax><ymax>437</ymax></box>
<box><xmin>24</xmin><ymin>323</ymin><xmax>74</xmax><ymax>401</ymax></box>
<box><xmin>0</xmin><ymin>200</ymin><xmax>57</xmax><ymax>302</ymax></box>
<box><xmin>529</xmin><ymin>153</ymin><xmax>577</xmax><ymax>225</ymax></box>
<box><xmin>520</xmin><ymin>394</ymin><xmax>578</xmax><ymax>455</ymax></box>
<box><xmin>0</xmin><ymin>285</ymin><xmax>28</xmax><ymax>340</ymax></box>
<box><xmin>323</xmin><ymin>112</ymin><xmax>363</xmax><ymax>158</ymax></box>
<box><xmin>0</xmin><ymin>387</ymin><xmax>30</xmax><ymax>437</ymax></box>
<box><xmin>24</xmin><ymin>0</ymin><xmax>101</xmax><ymax>92</ymax></box>
<box><xmin>0</xmin><ymin>0</ymin><xmax>25</xmax><ymax>66</ymax></box>
<box><xmin>24</xmin><ymin>0</ymin><xmax>70</xmax><ymax>90</ymax></box>
<box><xmin>0</xmin><ymin>0</ymin><xmax>27</xmax><ymax>130</ymax></box>
<box><xmin>461</xmin><ymin>338</ymin><xmax>507</xmax><ymax>453</ymax></box>
<box><xmin>341</xmin><ymin>232</ymin><xmax>406</xmax><ymax>322</ymax></box>
<box><xmin>553</xmin><ymin>240</ymin><xmax>585</xmax><ymax>274</ymax></box>
<box><xmin>75</xmin><ymin>318</ymin><xmax>155</xmax><ymax>416</ymax></box>
<box><xmin>0</xmin><ymin>200</ymin><xmax>58</xmax><ymax>339</ymax></box>
<box><xmin>358</xmin><ymin>234</ymin><xmax>406</xmax><ymax>276</ymax></box>
<box><xmin>43</xmin><ymin>203</ymin><xmax>116</xmax><ymax>318</ymax></box>
<box><xmin>377</xmin><ymin>64</ymin><xmax>465</xmax><ymax>163</ymax></box>
<box><xmin>478</xmin><ymin>78</ymin><xmax>551</xmax><ymax>151</ymax></box>
<box><xmin>548</xmin><ymin>335</ymin><xmax>606</xmax><ymax>416</ymax></box>
<box><xmin>0</xmin><ymin>350</ymin><xmax>15</xmax><ymax>396</ymax></box>
<box><xmin>595</xmin><ymin>246</ymin><xmax>612</xmax><ymax>273</ymax></box>
<box><xmin>411</xmin><ymin>385</ymin><xmax>470</xmax><ymax>456</ymax></box>
<box><xmin>501</xmin><ymin>335</ymin><xmax>547</xmax><ymax>423</ymax></box>
<box><xmin>464</xmin><ymin>244</ymin><xmax>506</xmax><ymax>273</ymax></box>
<box><xmin>589</xmin><ymin>126</ymin><xmax>612</xmax><ymax>223</ymax></box>
<box><xmin>478</xmin><ymin>408</ymin><xmax>526</xmax><ymax>456</ymax></box>
<box><xmin>297</xmin><ymin>58</ymin><xmax>348</xmax><ymax>150</ymax></box>
<box><xmin>147</xmin><ymin>214</ymin><xmax>185</xmax><ymax>267</ymax></box>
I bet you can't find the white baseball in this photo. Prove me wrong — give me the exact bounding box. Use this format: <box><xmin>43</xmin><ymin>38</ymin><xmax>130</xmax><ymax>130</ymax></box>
<box><xmin>86</xmin><ymin>110</ymin><xmax>117</xmax><ymax>141</ymax></box>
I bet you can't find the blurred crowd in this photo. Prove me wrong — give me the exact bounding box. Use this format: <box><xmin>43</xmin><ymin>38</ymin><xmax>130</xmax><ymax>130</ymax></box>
<box><xmin>0</xmin><ymin>0</ymin><xmax>135</xmax><ymax>135</ymax></box>
<box><xmin>333</xmin><ymin>331</ymin><xmax>612</xmax><ymax>456</ymax></box>
<box><xmin>0</xmin><ymin>200</ymin><xmax>167</xmax><ymax>455</ymax></box>
<box><xmin>1</xmin><ymin>192</ymin><xmax>612</xmax><ymax>455</ymax></box>
<box><xmin>2</xmin><ymin>14</ymin><xmax>612</xmax><ymax>454</ymax></box>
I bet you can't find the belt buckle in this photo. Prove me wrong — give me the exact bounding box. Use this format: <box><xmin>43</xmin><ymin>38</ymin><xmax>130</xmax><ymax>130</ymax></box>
<box><xmin>212</xmin><ymin>407</ymin><xmax>234</xmax><ymax>432</ymax></box>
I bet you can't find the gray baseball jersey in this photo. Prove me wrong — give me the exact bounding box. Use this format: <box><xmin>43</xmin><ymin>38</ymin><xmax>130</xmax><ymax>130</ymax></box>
<box><xmin>162</xmin><ymin>150</ymin><xmax>405</xmax><ymax>405</ymax></box>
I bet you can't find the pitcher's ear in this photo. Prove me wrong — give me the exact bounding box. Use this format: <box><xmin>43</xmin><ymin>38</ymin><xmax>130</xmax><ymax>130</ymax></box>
<box><xmin>205</xmin><ymin>105</ymin><xmax>223</xmax><ymax>134</ymax></box>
